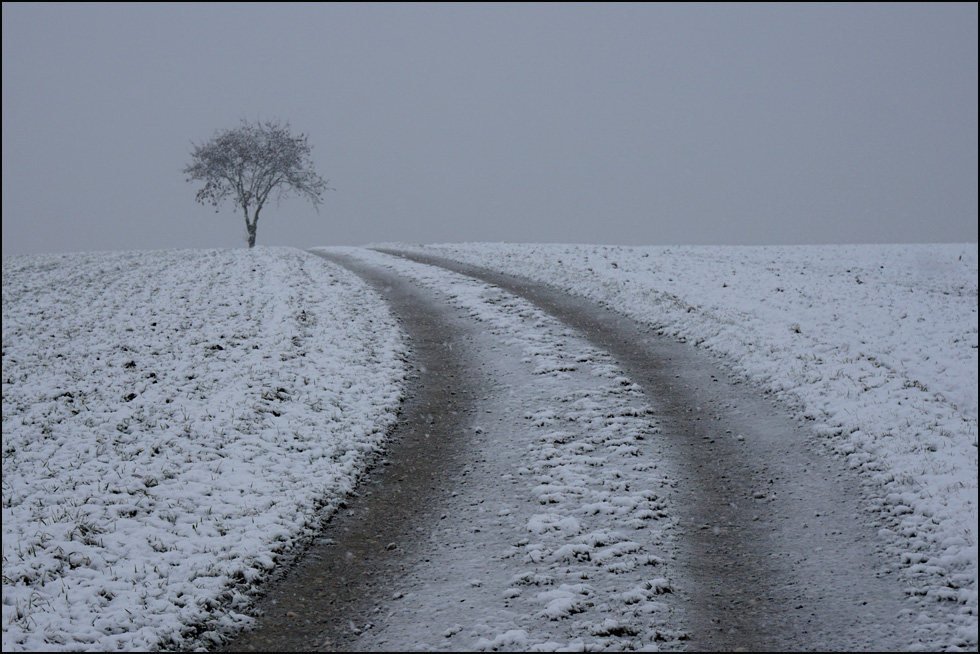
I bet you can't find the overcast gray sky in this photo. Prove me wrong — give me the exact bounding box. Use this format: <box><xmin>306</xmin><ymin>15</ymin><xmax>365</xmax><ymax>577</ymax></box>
<box><xmin>2</xmin><ymin>2</ymin><xmax>977</xmax><ymax>255</ymax></box>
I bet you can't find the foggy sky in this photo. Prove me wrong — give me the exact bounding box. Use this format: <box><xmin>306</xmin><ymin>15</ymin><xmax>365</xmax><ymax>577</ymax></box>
<box><xmin>2</xmin><ymin>2</ymin><xmax>977</xmax><ymax>256</ymax></box>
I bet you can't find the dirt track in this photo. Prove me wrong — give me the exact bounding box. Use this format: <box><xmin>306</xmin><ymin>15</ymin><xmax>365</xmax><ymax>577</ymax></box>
<box><xmin>221</xmin><ymin>250</ymin><xmax>484</xmax><ymax>651</ymax></box>
<box><xmin>220</xmin><ymin>248</ymin><xmax>918</xmax><ymax>651</ymax></box>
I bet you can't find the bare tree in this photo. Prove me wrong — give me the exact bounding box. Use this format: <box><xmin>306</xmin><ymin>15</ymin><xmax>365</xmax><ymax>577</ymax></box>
<box><xmin>183</xmin><ymin>119</ymin><xmax>329</xmax><ymax>248</ymax></box>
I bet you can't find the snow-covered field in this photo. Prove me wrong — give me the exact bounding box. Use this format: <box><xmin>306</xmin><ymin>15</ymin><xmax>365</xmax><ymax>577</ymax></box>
<box><xmin>2</xmin><ymin>242</ymin><xmax>977</xmax><ymax>651</ymax></box>
<box><xmin>2</xmin><ymin>247</ymin><xmax>406</xmax><ymax>650</ymax></box>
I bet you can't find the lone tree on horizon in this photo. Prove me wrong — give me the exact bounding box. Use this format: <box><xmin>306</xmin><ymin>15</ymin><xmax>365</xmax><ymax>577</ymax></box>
<box><xmin>183</xmin><ymin>119</ymin><xmax>329</xmax><ymax>248</ymax></box>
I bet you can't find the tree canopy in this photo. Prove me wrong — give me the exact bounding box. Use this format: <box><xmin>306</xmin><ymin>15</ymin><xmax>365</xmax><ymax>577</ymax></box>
<box><xmin>183</xmin><ymin>119</ymin><xmax>329</xmax><ymax>248</ymax></box>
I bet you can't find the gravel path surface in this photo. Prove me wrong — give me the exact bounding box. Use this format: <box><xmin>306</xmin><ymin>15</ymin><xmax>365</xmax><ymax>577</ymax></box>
<box><xmin>221</xmin><ymin>248</ymin><xmax>922</xmax><ymax>651</ymax></box>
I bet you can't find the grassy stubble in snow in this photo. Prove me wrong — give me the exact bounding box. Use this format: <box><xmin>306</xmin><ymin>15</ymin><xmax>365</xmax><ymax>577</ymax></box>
<box><xmin>1</xmin><ymin>247</ymin><xmax>406</xmax><ymax>651</ymax></box>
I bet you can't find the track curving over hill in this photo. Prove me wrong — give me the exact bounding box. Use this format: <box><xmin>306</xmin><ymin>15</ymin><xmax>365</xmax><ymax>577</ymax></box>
<box><xmin>221</xmin><ymin>248</ymin><xmax>919</xmax><ymax>652</ymax></box>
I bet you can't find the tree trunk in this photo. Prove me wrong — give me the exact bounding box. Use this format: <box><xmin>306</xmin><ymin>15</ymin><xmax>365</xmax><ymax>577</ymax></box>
<box><xmin>245</xmin><ymin>210</ymin><xmax>258</xmax><ymax>249</ymax></box>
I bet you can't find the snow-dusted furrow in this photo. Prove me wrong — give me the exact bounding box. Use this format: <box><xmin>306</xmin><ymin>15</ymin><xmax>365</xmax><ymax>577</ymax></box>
<box><xmin>304</xmin><ymin>247</ymin><xmax>685</xmax><ymax>650</ymax></box>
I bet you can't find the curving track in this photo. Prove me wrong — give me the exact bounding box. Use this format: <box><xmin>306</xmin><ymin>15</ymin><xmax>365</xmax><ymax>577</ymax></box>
<box><xmin>221</xmin><ymin>248</ymin><xmax>920</xmax><ymax>652</ymax></box>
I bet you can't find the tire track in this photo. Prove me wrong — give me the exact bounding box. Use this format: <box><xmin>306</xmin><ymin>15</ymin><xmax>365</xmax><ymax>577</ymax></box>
<box><xmin>221</xmin><ymin>250</ymin><xmax>485</xmax><ymax>651</ymax></box>
<box><xmin>378</xmin><ymin>248</ymin><xmax>920</xmax><ymax>651</ymax></box>
<box><xmin>315</xmin><ymin>248</ymin><xmax>684</xmax><ymax>651</ymax></box>
<box><xmin>221</xmin><ymin>247</ymin><xmax>920</xmax><ymax>651</ymax></box>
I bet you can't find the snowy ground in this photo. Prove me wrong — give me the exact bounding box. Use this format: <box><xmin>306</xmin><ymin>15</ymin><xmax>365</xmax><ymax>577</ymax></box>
<box><xmin>306</xmin><ymin>247</ymin><xmax>685</xmax><ymax>651</ymax></box>
<box><xmin>2</xmin><ymin>242</ymin><xmax>977</xmax><ymax>651</ymax></box>
<box><xmin>2</xmin><ymin>247</ymin><xmax>406</xmax><ymax>650</ymax></box>
<box><xmin>390</xmin><ymin>242</ymin><xmax>979</xmax><ymax>648</ymax></box>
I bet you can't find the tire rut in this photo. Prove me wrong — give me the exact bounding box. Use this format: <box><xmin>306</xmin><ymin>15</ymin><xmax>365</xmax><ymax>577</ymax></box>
<box><xmin>377</xmin><ymin>248</ymin><xmax>918</xmax><ymax>651</ymax></box>
<box><xmin>219</xmin><ymin>250</ymin><xmax>484</xmax><ymax>651</ymax></box>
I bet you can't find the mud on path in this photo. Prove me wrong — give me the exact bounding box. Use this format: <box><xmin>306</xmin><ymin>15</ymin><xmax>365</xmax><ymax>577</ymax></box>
<box><xmin>221</xmin><ymin>248</ymin><xmax>921</xmax><ymax>651</ymax></box>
